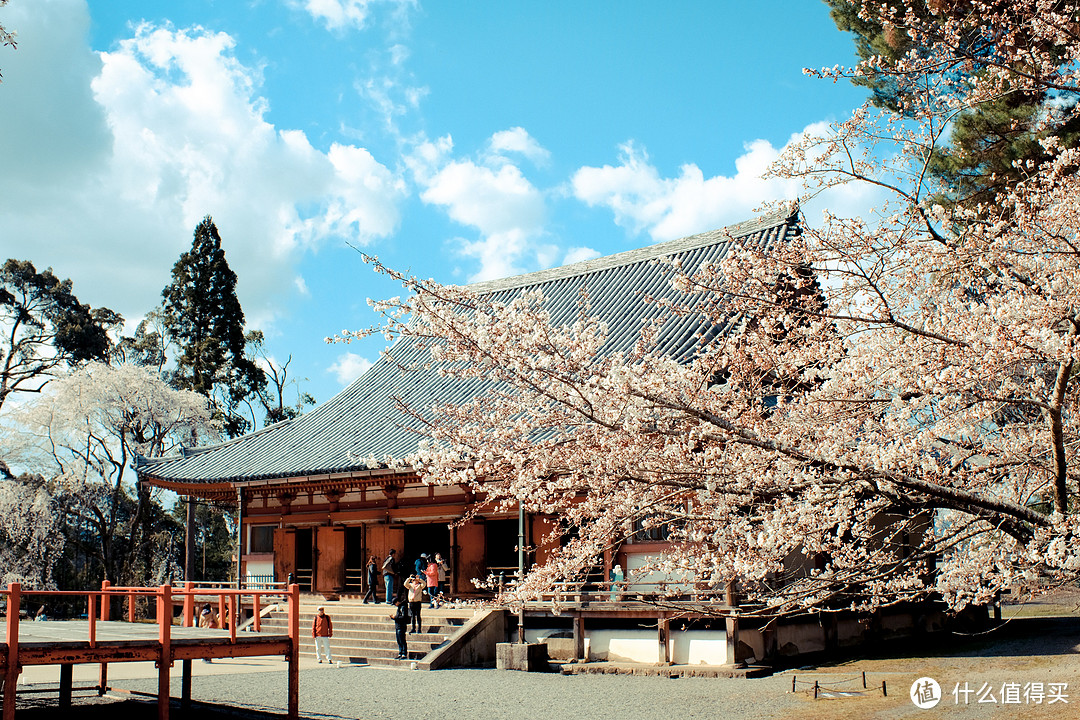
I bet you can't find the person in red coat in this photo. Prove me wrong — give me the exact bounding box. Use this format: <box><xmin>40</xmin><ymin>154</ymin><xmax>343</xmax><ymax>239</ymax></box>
<box><xmin>312</xmin><ymin>606</ymin><xmax>333</xmax><ymax>663</ymax></box>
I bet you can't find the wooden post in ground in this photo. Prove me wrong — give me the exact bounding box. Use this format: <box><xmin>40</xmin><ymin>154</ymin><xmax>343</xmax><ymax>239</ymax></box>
<box><xmin>3</xmin><ymin>583</ymin><xmax>21</xmax><ymax>720</ymax></box>
<box><xmin>59</xmin><ymin>664</ymin><xmax>73</xmax><ymax>709</ymax></box>
<box><xmin>253</xmin><ymin>592</ymin><xmax>261</xmax><ymax>632</ymax></box>
<box><xmin>181</xmin><ymin>660</ymin><xmax>192</xmax><ymax>710</ymax></box>
<box><xmin>657</xmin><ymin>614</ymin><xmax>670</xmax><ymax>664</ymax></box>
<box><xmin>158</xmin><ymin>584</ymin><xmax>172</xmax><ymax>720</ymax></box>
<box><xmin>99</xmin><ymin>580</ymin><xmax>111</xmax><ymax>695</ymax></box>
<box><xmin>287</xmin><ymin>583</ymin><xmax>300</xmax><ymax>719</ymax></box>
<box><xmin>572</xmin><ymin>613</ymin><xmax>585</xmax><ymax>661</ymax></box>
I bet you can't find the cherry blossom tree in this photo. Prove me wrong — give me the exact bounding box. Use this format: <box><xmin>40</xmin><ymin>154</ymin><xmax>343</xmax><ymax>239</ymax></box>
<box><xmin>341</xmin><ymin>0</ymin><xmax>1080</xmax><ymax>617</ymax></box>
<box><xmin>4</xmin><ymin>362</ymin><xmax>215</xmax><ymax>586</ymax></box>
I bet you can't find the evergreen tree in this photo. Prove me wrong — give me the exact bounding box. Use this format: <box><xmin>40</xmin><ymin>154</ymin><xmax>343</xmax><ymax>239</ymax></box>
<box><xmin>161</xmin><ymin>216</ymin><xmax>265</xmax><ymax>438</ymax></box>
<box><xmin>825</xmin><ymin>0</ymin><xmax>1080</xmax><ymax>209</ymax></box>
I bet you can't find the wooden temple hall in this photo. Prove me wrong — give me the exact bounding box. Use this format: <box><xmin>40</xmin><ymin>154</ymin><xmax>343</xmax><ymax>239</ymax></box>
<box><xmin>137</xmin><ymin>211</ymin><xmax>801</xmax><ymax>599</ymax></box>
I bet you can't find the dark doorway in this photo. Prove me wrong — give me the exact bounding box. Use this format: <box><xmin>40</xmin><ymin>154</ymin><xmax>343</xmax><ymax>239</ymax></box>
<box><xmin>344</xmin><ymin>525</ymin><xmax>366</xmax><ymax>592</ymax></box>
<box><xmin>403</xmin><ymin>523</ymin><xmax>450</xmax><ymax>575</ymax></box>
<box><xmin>484</xmin><ymin>518</ymin><xmax>519</xmax><ymax>578</ymax></box>
<box><xmin>294</xmin><ymin>527</ymin><xmax>314</xmax><ymax>591</ymax></box>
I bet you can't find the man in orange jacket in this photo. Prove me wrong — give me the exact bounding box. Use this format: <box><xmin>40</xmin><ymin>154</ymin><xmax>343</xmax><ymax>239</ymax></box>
<box><xmin>312</xmin><ymin>606</ymin><xmax>333</xmax><ymax>663</ymax></box>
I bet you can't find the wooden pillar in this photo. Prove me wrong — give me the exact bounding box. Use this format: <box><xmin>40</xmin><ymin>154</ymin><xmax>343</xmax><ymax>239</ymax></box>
<box><xmin>572</xmin><ymin>613</ymin><xmax>585</xmax><ymax>661</ymax></box>
<box><xmin>3</xmin><ymin>583</ymin><xmax>21</xmax><ymax>720</ymax></box>
<box><xmin>59</xmin><ymin>664</ymin><xmax>73</xmax><ymax>710</ymax></box>
<box><xmin>158</xmin><ymin>584</ymin><xmax>172</xmax><ymax>720</ymax></box>
<box><xmin>181</xmin><ymin>660</ymin><xmax>192</xmax><ymax>710</ymax></box>
<box><xmin>99</xmin><ymin>579</ymin><xmax>111</xmax><ymax>695</ymax></box>
<box><xmin>183</xmin><ymin>581</ymin><xmax>194</xmax><ymax>627</ymax></box>
<box><xmin>287</xmin><ymin>583</ymin><xmax>299</xmax><ymax>719</ymax></box>
<box><xmin>657</xmin><ymin>614</ymin><xmax>670</xmax><ymax>664</ymax></box>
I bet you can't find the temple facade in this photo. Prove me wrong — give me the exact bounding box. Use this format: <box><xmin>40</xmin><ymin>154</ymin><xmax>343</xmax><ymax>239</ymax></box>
<box><xmin>136</xmin><ymin>210</ymin><xmax>800</xmax><ymax>599</ymax></box>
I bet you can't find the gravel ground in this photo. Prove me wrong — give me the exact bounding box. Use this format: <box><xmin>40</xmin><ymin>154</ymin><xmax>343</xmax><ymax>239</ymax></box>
<box><xmin>19</xmin><ymin>666</ymin><xmax>805</xmax><ymax>720</ymax></box>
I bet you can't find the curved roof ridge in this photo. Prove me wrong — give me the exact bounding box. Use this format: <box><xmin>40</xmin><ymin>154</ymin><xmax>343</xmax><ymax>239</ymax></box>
<box><xmin>467</xmin><ymin>206</ymin><xmax>796</xmax><ymax>295</ymax></box>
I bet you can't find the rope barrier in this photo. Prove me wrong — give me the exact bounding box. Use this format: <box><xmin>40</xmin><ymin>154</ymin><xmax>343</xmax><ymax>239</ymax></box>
<box><xmin>789</xmin><ymin>671</ymin><xmax>886</xmax><ymax>699</ymax></box>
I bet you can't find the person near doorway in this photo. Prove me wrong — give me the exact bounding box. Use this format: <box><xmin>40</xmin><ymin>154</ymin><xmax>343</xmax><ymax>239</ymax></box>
<box><xmin>424</xmin><ymin>557</ymin><xmax>439</xmax><ymax>608</ymax></box>
<box><xmin>382</xmin><ymin>549</ymin><xmax>398</xmax><ymax>604</ymax></box>
<box><xmin>389</xmin><ymin>594</ymin><xmax>409</xmax><ymax>659</ymax></box>
<box><xmin>434</xmin><ymin>552</ymin><xmax>450</xmax><ymax>599</ymax></box>
<box><xmin>363</xmin><ymin>555</ymin><xmax>380</xmax><ymax>603</ymax></box>
<box><xmin>414</xmin><ymin>553</ymin><xmax>427</xmax><ymax>578</ymax></box>
<box><xmin>312</xmin><ymin>606</ymin><xmax>333</xmax><ymax>664</ymax></box>
<box><xmin>403</xmin><ymin>573</ymin><xmax>425</xmax><ymax>633</ymax></box>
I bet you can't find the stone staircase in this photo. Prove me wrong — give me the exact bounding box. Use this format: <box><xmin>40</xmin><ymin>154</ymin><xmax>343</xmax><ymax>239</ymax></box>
<box><xmin>257</xmin><ymin>597</ymin><xmax>479</xmax><ymax>668</ymax></box>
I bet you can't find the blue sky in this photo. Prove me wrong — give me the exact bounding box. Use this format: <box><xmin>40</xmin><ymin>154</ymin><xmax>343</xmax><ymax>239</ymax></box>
<box><xmin>0</xmin><ymin>0</ymin><xmax>870</xmax><ymax>414</ymax></box>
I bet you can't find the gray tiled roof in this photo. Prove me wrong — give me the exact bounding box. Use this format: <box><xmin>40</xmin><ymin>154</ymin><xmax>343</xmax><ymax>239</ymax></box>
<box><xmin>137</xmin><ymin>209</ymin><xmax>799</xmax><ymax>485</ymax></box>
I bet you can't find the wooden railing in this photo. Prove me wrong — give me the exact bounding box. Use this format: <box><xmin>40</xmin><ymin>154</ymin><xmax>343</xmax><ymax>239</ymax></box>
<box><xmin>1</xmin><ymin>581</ymin><xmax>301</xmax><ymax>720</ymax></box>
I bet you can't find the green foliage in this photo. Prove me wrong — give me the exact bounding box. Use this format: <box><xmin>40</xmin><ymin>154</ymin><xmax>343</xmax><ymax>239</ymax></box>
<box><xmin>169</xmin><ymin>501</ymin><xmax>235</xmax><ymax>581</ymax></box>
<box><xmin>161</xmin><ymin>216</ymin><xmax>265</xmax><ymax>437</ymax></box>
<box><xmin>0</xmin><ymin>258</ymin><xmax>121</xmax><ymax>414</ymax></box>
<box><xmin>824</xmin><ymin>0</ymin><xmax>1080</xmax><ymax>208</ymax></box>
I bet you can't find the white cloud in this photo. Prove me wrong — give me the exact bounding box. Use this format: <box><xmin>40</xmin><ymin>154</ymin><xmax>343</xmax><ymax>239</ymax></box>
<box><xmin>409</xmin><ymin>132</ymin><xmax>552</xmax><ymax>282</ymax></box>
<box><xmin>0</xmin><ymin>2</ymin><xmax>405</xmax><ymax>334</ymax></box>
<box><xmin>328</xmin><ymin>352</ymin><xmax>374</xmax><ymax>385</ymax></box>
<box><xmin>292</xmin><ymin>0</ymin><xmax>415</xmax><ymax>32</ymax></box>
<box><xmin>488</xmin><ymin>127</ymin><xmax>550</xmax><ymax>167</ymax></box>
<box><xmin>572</xmin><ymin>127</ymin><xmax>885</xmax><ymax>241</ymax></box>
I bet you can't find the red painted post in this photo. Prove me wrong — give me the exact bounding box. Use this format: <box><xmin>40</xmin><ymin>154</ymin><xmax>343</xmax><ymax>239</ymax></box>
<box><xmin>229</xmin><ymin>594</ymin><xmax>237</xmax><ymax>644</ymax></box>
<box><xmin>183</xmin><ymin>581</ymin><xmax>194</xmax><ymax>627</ymax></box>
<box><xmin>99</xmin><ymin>580</ymin><xmax>110</xmax><ymax>695</ymax></box>
<box><xmin>217</xmin><ymin>594</ymin><xmax>226</xmax><ymax>629</ymax></box>
<box><xmin>3</xmin><ymin>584</ymin><xmax>21</xmax><ymax>720</ymax></box>
<box><xmin>128</xmin><ymin>589</ymin><xmax>135</xmax><ymax>623</ymax></box>
<box><xmin>87</xmin><ymin>594</ymin><xmax>97</xmax><ymax>648</ymax></box>
<box><xmin>158</xmin><ymin>585</ymin><xmax>172</xmax><ymax>720</ymax></box>
<box><xmin>253</xmin><ymin>593</ymin><xmax>261</xmax><ymax>632</ymax></box>
<box><xmin>287</xmin><ymin>583</ymin><xmax>299</xmax><ymax>719</ymax></box>
<box><xmin>100</xmin><ymin>580</ymin><xmax>111</xmax><ymax>620</ymax></box>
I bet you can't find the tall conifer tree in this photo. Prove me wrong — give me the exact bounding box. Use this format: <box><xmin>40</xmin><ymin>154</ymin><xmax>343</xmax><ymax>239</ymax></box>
<box><xmin>161</xmin><ymin>216</ymin><xmax>265</xmax><ymax>438</ymax></box>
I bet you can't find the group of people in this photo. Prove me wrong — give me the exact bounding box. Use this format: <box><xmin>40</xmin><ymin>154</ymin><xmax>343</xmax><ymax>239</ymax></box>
<box><xmin>353</xmin><ymin>549</ymin><xmax>449</xmax><ymax>659</ymax></box>
<box><xmin>363</xmin><ymin>549</ymin><xmax>450</xmax><ymax>607</ymax></box>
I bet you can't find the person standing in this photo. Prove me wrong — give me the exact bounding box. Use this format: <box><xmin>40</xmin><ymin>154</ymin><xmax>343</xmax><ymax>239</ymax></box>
<box><xmin>363</xmin><ymin>555</ymin><xmax>380</xmax><ymax>603</ymax></box>
<box><xmin>312</xmin><ymin>606</ymin><xmax>333</xmax><ymax>664</ymax></box>
<box><xmin>434</xmin><ymin>552</ymin><xmax>450</xmax><ymax>599</ymax></box>
<box><xmin>389</xmin><ymin>594</ymin><xmax>410</xmax><ymax>659</ymax></box>
<box><xmin>382</xmin><ymin>549</ymin><xmax>398</xmax><ymax>604</ymax></box>
<box><xmin>424</xmin><ymin>557</ymin><xmax>439</xmax><ymax>608</ymax></box>
<box><xmin>403</xmin><ymin>573</ymin><xmax>425</xmax><ymax>633</ymax></box>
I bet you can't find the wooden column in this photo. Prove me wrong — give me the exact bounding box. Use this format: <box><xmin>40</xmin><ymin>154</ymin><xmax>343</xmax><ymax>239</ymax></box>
<box><xmin>59</xmin><ymin>664</ymin><xmax>73</xmax><ymax>710</ymax></box>
<box><xmin>158</xmin><ymin>585</ymin><xmax>172</xmax><ymax>720</ymax></box>
<box><xmin>99</xmin><ymin>580</ymin><xmax>111</xmax><ymax>694</ymax></box>
<box><xmin>287</xmin><ymin>583</ymin><xmax>299</xmax><ymax>719</ymax></box>
<box><xmin>3</xmin><ymin>583</ymin><xmax>20</xmax><ymax>720</ymax></box>
<box><xmin>657</xmin><ymin>614</ymin><xmax>670</xmax><ymax>664</ymax></box>
<box><xmin>572</xmin><ymin>613</ymin><xmax>585</xmax><ymax>661</ymax></box>
<box><xmin>181</xmin><ymin>660</ymin><xmax>192</xmax><ymax>710</ymax></box>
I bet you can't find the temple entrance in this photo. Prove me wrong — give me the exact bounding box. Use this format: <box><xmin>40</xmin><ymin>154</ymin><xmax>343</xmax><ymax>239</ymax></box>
<box><xmin>344</xmin><ymin>525</ymin><xmax>366</xmax><ymax>592</ymax></box>
<box><xmin>294</xmin><ymin>527</ymin><xmax>314</xmax><ymax>591</ymax></box>
<box><xmin>403</xmin><ymin>523</ymin><xmax>450</xmax><ymax>575</ymax></box>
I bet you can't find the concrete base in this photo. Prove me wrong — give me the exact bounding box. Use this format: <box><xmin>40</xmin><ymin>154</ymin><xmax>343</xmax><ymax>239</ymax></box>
<box><xmin>496</xmin><ymin>642</ymin><xmax>549</xmax><ymax>672</ymax></box>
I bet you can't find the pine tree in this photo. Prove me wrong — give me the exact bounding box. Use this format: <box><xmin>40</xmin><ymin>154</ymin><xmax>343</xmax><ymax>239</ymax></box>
<box><xmin>161</xmin><ymin>216</ymin><xmax>265</xmax><ymax>438</ymax></box>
